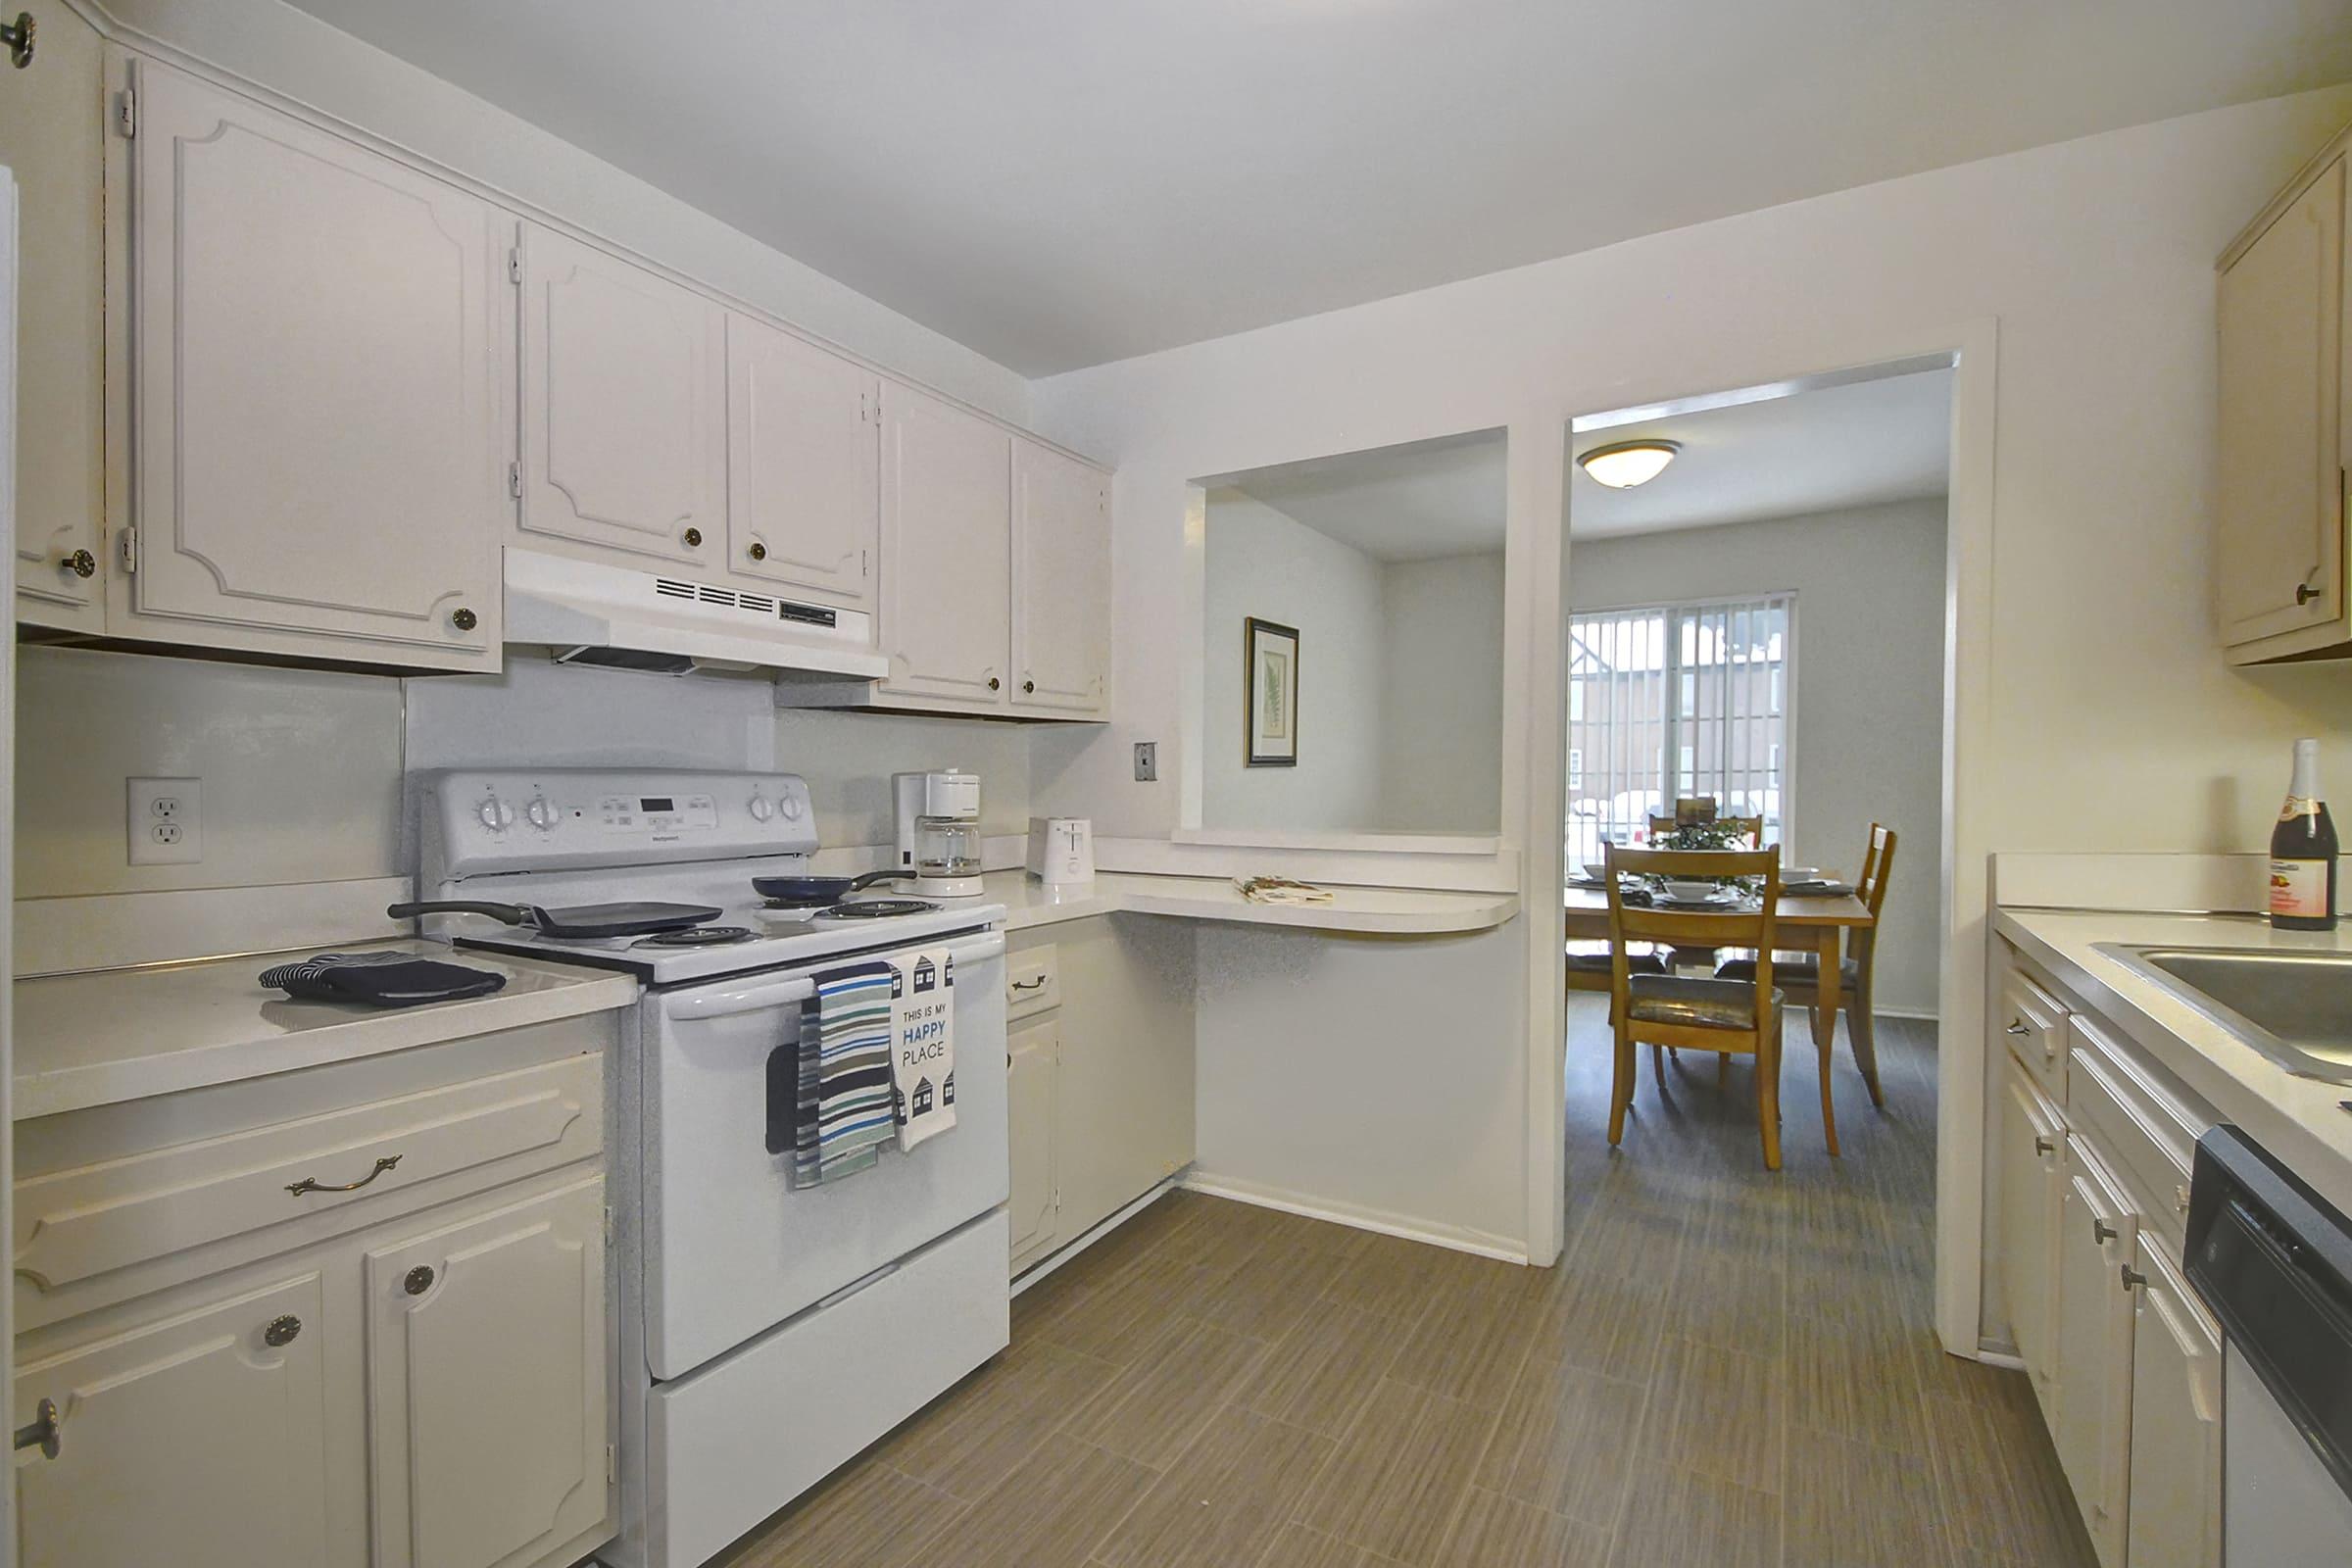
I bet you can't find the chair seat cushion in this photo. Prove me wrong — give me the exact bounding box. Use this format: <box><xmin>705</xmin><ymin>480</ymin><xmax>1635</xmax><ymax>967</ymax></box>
<box><xmin>1564</xmin><ymin>947</ymin><xmax>1667</xmax><ymax>975</ymax></box>
<box><xmin>1714</xmin><ymin>955</ymin><xmax>1860</xmax><ymax>990</ymax></box>
<box><xmin>1626</xmin><ymin>973</ymin><xmax>1782</xmax><ymax>1031</ymax></box>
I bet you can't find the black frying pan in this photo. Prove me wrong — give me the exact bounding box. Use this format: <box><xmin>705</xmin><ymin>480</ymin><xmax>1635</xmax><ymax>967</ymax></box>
<box><xmin>387</xmin><ymin>900</ymin><xmax>722</xmax><ymax>939</ymax></box>
<box><xmin>751</xmin><ymin>870</ymin><xmax>903</xmax><ymax>906</ymax></box>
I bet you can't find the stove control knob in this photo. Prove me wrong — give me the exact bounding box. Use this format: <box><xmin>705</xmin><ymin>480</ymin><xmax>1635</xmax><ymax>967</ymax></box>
<box><xmin>476</xmin><ymin>796</ymin><xmax>505</xmax><ymax>831</ymax></box>
<box><xmin>778</xmin><ymin>792</ymin><xmax>805</xmax><ymax>822</ymax></box>
<box><xmin>747</xmin><ymin>794</ymin><xmax>774</xmax><ymax>823</ymax></box>
<box><xmin>524</xmin><ymin>796</ymin><xmax>556</xmax><ymax>831</ymax></box>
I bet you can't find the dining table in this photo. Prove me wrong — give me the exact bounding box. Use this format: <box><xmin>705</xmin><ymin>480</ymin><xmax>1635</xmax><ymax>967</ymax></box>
<box><xmin>1563</xmin><ymin>875</ymin><xmax>1883</xmax><ymax>1101</ymax></box>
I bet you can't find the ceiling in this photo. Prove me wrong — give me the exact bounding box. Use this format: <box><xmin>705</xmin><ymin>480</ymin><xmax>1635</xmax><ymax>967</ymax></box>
<box><xmin>1570</xmin><ymin>368</ymin><xmax>1952</xmax><ymax>539</ymax></box>
<box><xmin>1218</xmin><ymin>428</ymin><xmax>1507</xmax><ymax>564</ymax></box>
<box><xmin>276</xmin><ymin>0</ymin><xmax>2352</xmax><ymax>376</ymax></box>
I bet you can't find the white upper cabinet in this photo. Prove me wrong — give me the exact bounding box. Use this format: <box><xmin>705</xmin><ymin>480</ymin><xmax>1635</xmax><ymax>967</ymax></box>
<box><xmin>2217</xmin><ymin>136</ymin><xmax>2351</xmax><ymax>662</ymax></box>
<box><xmin>15</xmin><ymin>1270</ymin><xmax>330</xmax><ymax>1568</ymax></box>
<box><xmin>123</xmin><ymin>60</ymin><xmax>508</xmax><ymax>668</ymax></box>
<box><xmin>1012</xmin><ymin>440</ymin><xmax>1111</xmax><ymax>717</ymax></box>
<box><xmin>725</xmin><ymin>314</ymin><xmax>879</xmax><ymax>608</ymax></box>
<box><xmin>880</xmin><ymin>385</ymin><xmax>1012</xmax><ymax>707</ymax></box>
<box><xmin>520</xmin><ymin>222</ymin><xmax>727</xmax><ymax>569</ymax></box>
<box><xmin>5</xmin><ymin>0</ymin><xmax>106</xmax><ymax>631</ymax></box>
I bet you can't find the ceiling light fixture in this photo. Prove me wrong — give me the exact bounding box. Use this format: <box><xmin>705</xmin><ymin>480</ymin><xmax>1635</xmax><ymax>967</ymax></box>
<box><xmin>1578</xmin><ymin>438</ymin><xmax>1681</xmax><ymax>489</ymax></box>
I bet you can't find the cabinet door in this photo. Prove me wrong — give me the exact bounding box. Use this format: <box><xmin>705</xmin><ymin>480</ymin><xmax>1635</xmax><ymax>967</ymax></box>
<box><xmin>366</xmin><ymin>1175</ymin><xmax>609</xmax><ymax>1568</ymax></box>
<box><xmin>521</xmin><ymin>222</ymin><xmax>726</xmax><ymax>568</ymax></box>
<box><xmin>725</xmin><ymin>313</ymin><xmax>879</xmax><ymax>608</ymax></box>
<box><xmin>879</xmin><ymin>385</ymin><xmax>1010</xmax><ymax>706</ymax></box>
<box><xmin>1997</xmin><ymin>1056</ymin><xmax>2064</xmax><ymax>1401</ymax></box>
<box><xmin>1</xmin><ymin>0</ymin><xmax>105</xmax><ymax>630</ymax></box>
<box><xmin>127</xmin><ymin>61</ymin><xmax>509</xmax><ymax>665</ymax></box>
<box><xmin>1007</xmin><ymin>1017</ymin><xmax>1060</xmax><ymax>1273</ymax></box>
<box><xmin>2124</xmin><ymin>1239</ymin><xmax>2222</xmax><ymax>1568</ymax></box>
<box><xmin>15</xmin><ymin>1271</ymin><xmax>328</xmax><ymax>1568</ymax></box>
<box><xmin>2055</xmin><ymin>1143</ymin><xmax>2139</xmax><ymax>1568</ymax></box>
<box><xmin>1011</xmin><ymin>440</ymin><xmax>1110</xmax><ymax>716</ymax></box>
<box><xmin>2217</xmin><ymin>155</ymin><xmax>2345</xmax><ymax>644</ymax></box>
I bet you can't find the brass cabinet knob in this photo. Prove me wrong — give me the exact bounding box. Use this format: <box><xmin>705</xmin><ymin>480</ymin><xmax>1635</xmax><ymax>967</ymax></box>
<box><xmin>2297</xmin><ymin>582</ymin><xmax>2322</xmax><ymax>605</ymax></box>
<box><xmin>2004</xmin><ymin>1019</ymin><xmax>2030</xmax><ymax>1036</ymax></box>
<box><xmin>63</xmin><ymin>549</ymin><xmax>95</xmax><ymax>579</ymax></box>
<box><xmin>2034</xmin><ymin>1135</ymin><xmax>2055</xmax><ymax>1156</ymax></box>
<box><xmin>1023</xmin><ymin>679</ymin><xmax>1036</xmax><ymax>694</ymax></box>
<box><xmin>2</xmin><ymin>13</ymin><xmax>33</xmax><ymax>71</ymax></box>
<box><xmin>451</xmin><ymin>607</ymin><xmax>478</xmax><ymax>632</ymax></box>
<box><xmin>748</xmin><ymin>541</ymin><xmax>767</xmax><ymax>562</ymax></box>
<box><xmin>2092</xmin><ymin>1218</ymin><xmax>2117</xmax><ymax>1245</ymax></box>
<box><xmin>683</xmin><ymin>526</ymin><xmax>704</xmax><ymax>548</ymax></box>
<box><xmin>263</xmin><ymin>1315</ymin><xmax>302</xmax><ymax>1348</ymax></box>
<box><xmin>987</xmin><ymin>676</ymin><xmax>1001</xmax><ymax>691</ymax></box>
<box><xmin>13</xmin><ymin>1397</ymin><xmax>59</xmax><ymax>1460</ymax></box>
<box><xmin>2120</xmin><ymin>1264</ymin><xmax>2148</xmax><ymax>1292</ymax></box>
<box><xmin>404</xmin><ymin>1264</ymin><xmax>436</xmax><ymax>1297</ymax></box>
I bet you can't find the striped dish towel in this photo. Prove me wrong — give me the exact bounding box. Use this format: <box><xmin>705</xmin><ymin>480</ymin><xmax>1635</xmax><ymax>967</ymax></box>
<box><xmin>791</xmin><ymin>960</ymin><xmax>901</xmax><ymax>1188</ymax></box>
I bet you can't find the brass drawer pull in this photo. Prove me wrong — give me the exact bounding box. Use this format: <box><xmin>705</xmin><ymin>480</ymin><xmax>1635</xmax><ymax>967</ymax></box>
<box><xmin>1010</xmin><ymin>978</ymin><xmax>1048</xmax><ymax>993</ymax></box>
<box><xmin>2004</xmin><ymin>1019</ymin><xmax>2031</xmax><ymax>1036</ymax></box>
<box><xmin>2034</xmin><ymin>1135</ymin><xmax>2056</xmax><ymax>1156</ymax></box>
<box><xmin>286</xmin><ymin>1153</ymin><xmax>401</xmax><ymax>1197</ymax></box>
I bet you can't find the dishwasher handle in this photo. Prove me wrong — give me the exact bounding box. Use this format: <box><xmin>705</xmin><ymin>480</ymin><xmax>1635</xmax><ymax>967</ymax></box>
<box><xmin>660</xmin><ymin>930</ymin><xmax>1005</xmax><ymax>1022</ymax></box>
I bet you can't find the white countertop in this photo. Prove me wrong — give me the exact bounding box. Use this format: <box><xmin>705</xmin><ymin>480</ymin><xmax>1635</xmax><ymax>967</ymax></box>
<box><xmin>980</xmin><ymin>869</ymin><xmax>1521</xmax><ymax>936</ymax></box>
<box><xmin>1997</xmin><ymin>907</ymin><xmax>2352</xmax><ymax>1216</ymax></box>
<box><xmin>13</xmin><ymin>940</ymin><xmax>639</xmax><ymax>1121</ymax></box>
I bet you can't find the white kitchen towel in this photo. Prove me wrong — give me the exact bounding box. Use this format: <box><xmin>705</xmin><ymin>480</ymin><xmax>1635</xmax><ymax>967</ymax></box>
<box><xmin>890</xmin><ymin>946</ymin><xmax>956</xmax><ymax>1152</ymax></box>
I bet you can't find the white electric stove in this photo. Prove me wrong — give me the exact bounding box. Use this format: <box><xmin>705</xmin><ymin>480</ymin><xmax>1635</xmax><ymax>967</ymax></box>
<box><xmin>408</xmin><ymin>769</ymin><xmax>1012</xmax><ymax>1568</ymax></box>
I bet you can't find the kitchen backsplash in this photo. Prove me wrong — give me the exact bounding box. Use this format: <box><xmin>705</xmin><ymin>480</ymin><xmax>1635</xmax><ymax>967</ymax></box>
<box><xmin>18</xmin><ymin>646</ymin><xmax>1033</xmax><ymax>900</ymax></box>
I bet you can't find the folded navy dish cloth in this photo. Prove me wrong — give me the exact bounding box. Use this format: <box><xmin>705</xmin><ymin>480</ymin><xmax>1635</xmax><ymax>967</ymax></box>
<box><xmin>261</xmin><ymin>952</ymin><xmax>507</xmax><ymax>1007</ymax></box>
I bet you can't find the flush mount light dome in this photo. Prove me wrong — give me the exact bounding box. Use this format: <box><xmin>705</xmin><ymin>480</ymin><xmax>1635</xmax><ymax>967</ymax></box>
<box><xmin>1578</xmin><ymin>438</ymin><xmax>1682</xmax><ymax>489</ymax></box>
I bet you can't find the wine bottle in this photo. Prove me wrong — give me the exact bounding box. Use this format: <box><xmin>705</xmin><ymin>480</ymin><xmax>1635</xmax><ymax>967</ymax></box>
<box><xmin>2270</xmin><ymin>738</ymin><xmax>2339</xmax><ymax>931</ymax></box>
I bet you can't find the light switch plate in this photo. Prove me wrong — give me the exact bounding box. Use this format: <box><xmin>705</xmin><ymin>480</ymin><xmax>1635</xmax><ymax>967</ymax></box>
<box><xmin>1134</xmin><ymin>742</ymin><xmax>1157</xmax><ymax>782</ymax></box>
<box><xmin>127</xmin><ymin>777</ymin><xmax>203</xmax><ymax>865</ymax></box>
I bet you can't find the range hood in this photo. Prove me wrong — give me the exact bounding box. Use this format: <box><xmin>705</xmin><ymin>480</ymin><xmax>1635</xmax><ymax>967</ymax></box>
<box><xmin>503</xmin><ymin>548</ymin><xmax>888</xmax><ymax>680</ymax></box>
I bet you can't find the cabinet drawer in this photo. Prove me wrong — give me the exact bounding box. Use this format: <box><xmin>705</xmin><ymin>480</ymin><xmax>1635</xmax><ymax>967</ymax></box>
<box><xmin>2068</xmin><ymin>1018</ymin><xmax>2210</xmax><ymax>1255</ymax></box>
<box><xmin>1998</xmin><ymin>965</ymin><xmax>2070</xmax><ymax>1096</ymax></box>
<box><xmin>1006</xmin><ymin>943</ymin><xmax>1060</xmax><ymax>1020</ymax></box>
<box><xmin>648</xmin><ymin>1208</ymin><xmax>1008</xmax><ymax>1568</ymax></box>
<box><xmin>16</xmin><ymin>1054</ymin><xmax>600</xmax><ymax>1301</ymax></box>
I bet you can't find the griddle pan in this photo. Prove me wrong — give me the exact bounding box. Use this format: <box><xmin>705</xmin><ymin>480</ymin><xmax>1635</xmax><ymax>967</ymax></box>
<box><xmin>386</xmin><ymin>900</ymin><xmax>721</xmax><ymax>939</ymax></box>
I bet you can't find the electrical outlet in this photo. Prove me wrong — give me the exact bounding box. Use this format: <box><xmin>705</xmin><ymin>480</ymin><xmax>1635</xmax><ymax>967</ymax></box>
<box><xmin>127</xmin><ymin>777</ymin><xmax>203</xmax><ymax>865</ymax></box>
<box><xmin>1134</xmin><ymin>742</ymin><xmax>1157</xmax><ymax>782</ymax></box>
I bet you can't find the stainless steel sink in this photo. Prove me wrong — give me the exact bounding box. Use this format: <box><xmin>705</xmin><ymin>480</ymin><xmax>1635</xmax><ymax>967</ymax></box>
<box><xmin>2101</xmin><ymin>945</ymin><xmax>2352</xmax><ymax>1082</ymax></box>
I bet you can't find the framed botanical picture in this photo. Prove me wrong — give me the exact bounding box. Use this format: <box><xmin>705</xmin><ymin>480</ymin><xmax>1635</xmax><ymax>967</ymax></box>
<box><xmin>1245</xmin><ymin>616</ymin><xmax>1299</xmax><ymax>766</ymax></box>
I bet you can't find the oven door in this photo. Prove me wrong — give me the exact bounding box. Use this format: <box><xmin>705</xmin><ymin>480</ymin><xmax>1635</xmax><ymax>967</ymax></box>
<box><xmin>642</xmin><ymin>930</ymin><xmax>1007</xmax><ymax>1380</ymax></box>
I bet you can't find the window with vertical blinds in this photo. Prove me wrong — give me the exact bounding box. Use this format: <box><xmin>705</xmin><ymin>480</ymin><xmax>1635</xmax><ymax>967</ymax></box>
<box><xmin>1564</xmin><ymin>594</ymin><xmax>1794</xmax><ymax>869</ymax></box>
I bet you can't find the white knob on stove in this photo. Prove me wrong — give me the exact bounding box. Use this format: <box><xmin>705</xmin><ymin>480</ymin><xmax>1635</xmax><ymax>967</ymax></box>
<box><xmin>747</xmin><ymin>794</ymin><xmax>773</xmax><ymax>823</ymax></box>
<box><xmin>525</xmin><ymin>796</ymin><xmax>556</xmax><ymax>831</ymax></box>
<box><xmin>476</xmin><ymin>796</ymin><xmax>515</xmax><ymax>832</ymax></box>
<box><xmin>778</xmin><ymin>792</ymin><xmax>804</xmax><ymax>822</ymax></box>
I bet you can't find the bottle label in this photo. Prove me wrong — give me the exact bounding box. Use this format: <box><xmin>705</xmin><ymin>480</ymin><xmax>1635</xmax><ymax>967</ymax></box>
<box><xmin>2270</xmin><ymin>858</ymin><xmax>2328</xmax><ymax>917</ymax></box>
<box><xmin>2281</xmin><ymin>795</ymin><xmax>2323</xmax><ymax>822</ymax></box>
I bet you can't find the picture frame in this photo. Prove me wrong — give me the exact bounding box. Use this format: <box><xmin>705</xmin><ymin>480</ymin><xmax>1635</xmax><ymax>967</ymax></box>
<box><xmin>1245</xmin><ymin>616</ymin><xmax>1299</xmax><ymax>766</ymax></box>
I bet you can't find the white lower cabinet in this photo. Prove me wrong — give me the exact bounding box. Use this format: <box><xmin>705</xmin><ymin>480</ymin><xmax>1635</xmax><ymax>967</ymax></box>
<box><xmin>365</xmin><ymin>1175</ymin><xmax>609</xmax><ymax>1568</ymax></box>
<box><xmin>14</xmin><ymin>1271</ymin><xmax>330</xmax><ymax>1568</ymax></box>
<box><xmin>11</xmin><ymin>1023</ymin><xmax>615</xmax><ymax>1568</ymax></box>
<box><xmin>2124</xmin><ymin>1238</ymin><xmax>2224</xmax><ymax>1568</ymax></box>
<box><xmin>1006</xmin><ymin>1016</ymin><xmax>1062</xmax><ymax>1273</ymax></box>
<box><xmin>1990</xmin><ymin>940</ymin><xmax>2224</xmax><ymax>1568</ymax></box>
<box><xmin>2055</xmin><ymin>1142</ymin><xmax>2139</xmax><ymax>1567</ymax></box>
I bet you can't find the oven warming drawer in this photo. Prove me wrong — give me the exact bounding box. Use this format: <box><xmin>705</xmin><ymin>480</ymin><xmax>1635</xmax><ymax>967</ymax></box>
<box><xmin>644</xmin><ymin>1208</ymin><xmax>1008</xmax><ymax>1568</ymax></box>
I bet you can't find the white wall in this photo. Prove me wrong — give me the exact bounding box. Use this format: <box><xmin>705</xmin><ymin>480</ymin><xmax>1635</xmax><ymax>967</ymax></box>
<box><xmin>1201</xmin><ymin>490</ymin><xmax>1387</xmax><ymax>831</ymax></box>
<box><xmin>94</xmin><ymin>0</ymin><xmax>1028</xmax><ymax>423</ymax></box>
<box><xmin>1029</xmin><ymin>85</ymin><xmax>2352</xmax><ymax>1252</ymax></box>
<box><xmin>1381</xmin><ymin>553</ymin><xmax>1506</xmax><ymax>833</ymax></box>
<box><xmin>14</xmin><ymin>646</ymin><xmax>403</xmax><ymax>897</ymax></box>
<box><xmin>1567</xmin><ymin>498</ymin><xmax>1948</xmax><ymax>1012</ymax></box>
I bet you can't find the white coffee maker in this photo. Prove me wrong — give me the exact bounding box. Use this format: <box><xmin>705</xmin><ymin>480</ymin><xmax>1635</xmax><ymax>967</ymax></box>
<box><xmin>892</xmin><ymin>769</ymin><xmax>984</xmax><ymax>898</ymax></box>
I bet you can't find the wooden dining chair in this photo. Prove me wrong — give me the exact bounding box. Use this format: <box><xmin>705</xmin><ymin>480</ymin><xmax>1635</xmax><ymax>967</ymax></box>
<box><xmin>1716</xmin><ymin>823</ymin><xmax>1896</xmax><ymax>1154</ymax></box>
<box><xmin>1644</xmin><ymin>812</ymin><xmax>1765</xmax><ymax>972</ymax></box>
<box><xmin>1602</xmin><ymin>843</ymin><xmax>1788</xmax><ymax>1170</ymax></box>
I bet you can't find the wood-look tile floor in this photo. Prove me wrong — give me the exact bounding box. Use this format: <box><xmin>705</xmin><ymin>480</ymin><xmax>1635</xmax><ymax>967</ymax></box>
<box><xmin>714</xmin><ymin>1006</ymin><xmax>2097</xmax><ymax>1568</ymax></box>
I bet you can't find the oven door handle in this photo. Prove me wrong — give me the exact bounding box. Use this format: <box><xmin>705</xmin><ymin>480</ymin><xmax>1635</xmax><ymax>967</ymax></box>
<box><xmin>659</xmin><ymin>932</ymin><xmax>1004</xmax><ymax>1022</ymax></box>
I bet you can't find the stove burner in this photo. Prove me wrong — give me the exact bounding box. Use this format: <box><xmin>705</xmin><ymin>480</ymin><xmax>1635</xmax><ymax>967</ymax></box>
<box><xmin>632</xmin><ymin>925</ymin><xmax>757</xmax><ymax>948</ymax></box>
<box><xmin>820</xmin><ymin>898</ymin><xmax>939</xmax><ymax>920</ymax></box>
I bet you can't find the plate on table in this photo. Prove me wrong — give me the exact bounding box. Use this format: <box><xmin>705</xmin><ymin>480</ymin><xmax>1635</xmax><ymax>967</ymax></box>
<box><xmin>1658</xmin><ymin>888</ymin><xmax>1746</xmax><ymax>910</ymax></box>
